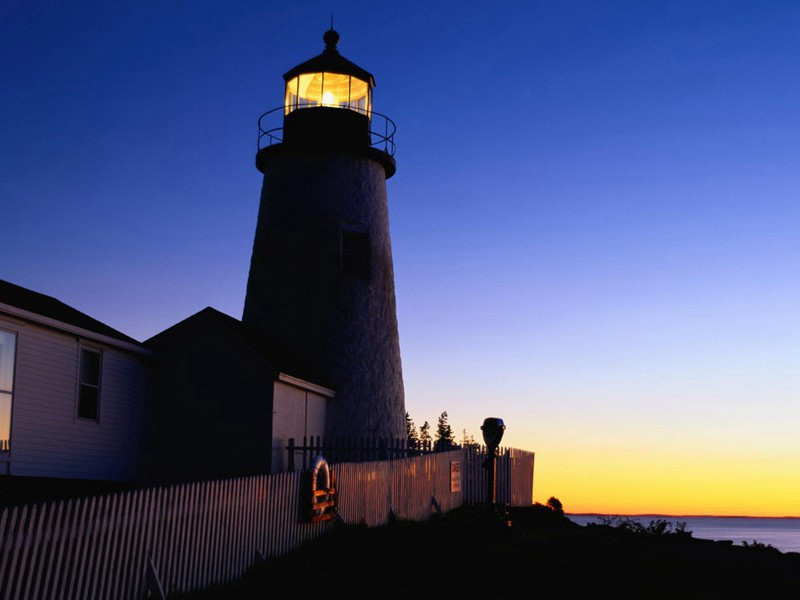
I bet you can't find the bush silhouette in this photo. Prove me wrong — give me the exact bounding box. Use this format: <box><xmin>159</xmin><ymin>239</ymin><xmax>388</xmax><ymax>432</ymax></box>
<box><xmin>742</xmin><ymin>540</ymin><xmax>779</xmax><ymax>553</ymax></box>
<box><xmin>595</xmin><ymin>516</ymin><xmax>693</xmax><ymax>539</ymax></box>
<box><xmin>546</xmin><ymin>496</ymin><xmax>564</xmax><ymax>516</ymax></box>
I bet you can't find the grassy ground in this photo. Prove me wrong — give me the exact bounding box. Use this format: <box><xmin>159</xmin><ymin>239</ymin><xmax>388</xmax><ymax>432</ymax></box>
<box><xmin>178</xmin><ymin>505</ymin><xmax>800</xmax><ymax>599</ymax></box>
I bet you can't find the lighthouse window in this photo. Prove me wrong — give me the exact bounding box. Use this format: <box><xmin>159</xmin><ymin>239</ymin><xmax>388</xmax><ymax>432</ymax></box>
<box><xmin>341</xmin><ymin>231</ymin><xmax>370</xmax><ymax>279</ymax></box>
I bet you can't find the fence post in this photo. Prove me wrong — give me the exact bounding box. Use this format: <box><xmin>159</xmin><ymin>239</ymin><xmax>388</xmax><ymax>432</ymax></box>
<box><xmin>379</xmin><ymin>438</ymin><xmax>387</xmax><ymax>461</ymax></box>
<box><xmin>287</xmin><ymin>438</ymin><xmax>295</xmax><ymax>472</ymax></box>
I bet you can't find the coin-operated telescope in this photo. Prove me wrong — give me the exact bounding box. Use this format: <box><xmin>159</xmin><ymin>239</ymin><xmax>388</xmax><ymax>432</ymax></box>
<box><xmin>480</xmin><ymin>417</ymin><xmax>506</xmax><ymax>509</ymax></box>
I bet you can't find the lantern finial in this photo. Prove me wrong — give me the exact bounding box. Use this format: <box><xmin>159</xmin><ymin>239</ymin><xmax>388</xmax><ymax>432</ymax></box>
<box><xmin>323</xmin><ymin>28</ymin><xmax>339</xmax><ymax>52</ymax></box>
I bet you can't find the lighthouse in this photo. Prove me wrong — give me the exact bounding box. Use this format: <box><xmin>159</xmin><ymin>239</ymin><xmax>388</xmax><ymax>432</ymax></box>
<box><xmin>242</xmin><ymin>30</ymin><xmax>405</xmax><ymax>441</ymax></box>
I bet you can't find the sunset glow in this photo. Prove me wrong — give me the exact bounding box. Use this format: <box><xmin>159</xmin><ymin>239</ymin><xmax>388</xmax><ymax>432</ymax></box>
<box><xmin>534</xmin><ymin>445</ymin><xmax>800</xmax><ymax>517</ymax></box>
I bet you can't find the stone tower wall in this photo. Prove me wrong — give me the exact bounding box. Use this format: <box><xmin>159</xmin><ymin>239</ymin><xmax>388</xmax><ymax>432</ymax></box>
<box><xmin>243</xmin><ymin>148</ymin><xmax>405</xmax><ymax>440</ymax></box>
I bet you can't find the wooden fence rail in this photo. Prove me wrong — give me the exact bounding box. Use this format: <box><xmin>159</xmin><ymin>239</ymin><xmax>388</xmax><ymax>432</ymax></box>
<box><xmin>0</xmin><ymin>447</ymin><xmax>534</xmax><ymax>599</ymax></box>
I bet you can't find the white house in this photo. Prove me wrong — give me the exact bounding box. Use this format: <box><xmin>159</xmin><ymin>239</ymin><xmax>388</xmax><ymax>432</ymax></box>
<box><xmin>0</xmin><ymin>280</ymin><xmax>150</xmax><ymax>484</ymax></box>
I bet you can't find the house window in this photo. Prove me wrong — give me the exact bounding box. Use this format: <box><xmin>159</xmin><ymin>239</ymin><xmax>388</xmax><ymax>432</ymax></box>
<box><xmin>0</xmin><ymin>330</ymin><xmax>16</xmax><ymax>452</ymax></box>
<box><xmin>78</xmin><ymin>348</ymin><xmax>102</xmax><ymax>421</ymax></box>
<box><xmin>341</xmin><ymin>230</ymin><xmax>370</xmax><ymax>279</ymax></box>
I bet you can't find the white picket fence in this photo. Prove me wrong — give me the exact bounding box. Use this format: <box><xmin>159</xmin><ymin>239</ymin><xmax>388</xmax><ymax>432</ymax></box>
<box><xmin>0</xmin><ymin>447</ymin><xmax>534</xmax><ymax>599</ymax></box>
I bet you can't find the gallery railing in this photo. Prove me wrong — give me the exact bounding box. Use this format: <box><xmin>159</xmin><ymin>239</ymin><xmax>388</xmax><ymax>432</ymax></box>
<box><xmin>257</xmin><ymin>105</ymin><xmax>396</xmax><ymax>156</ymax></box>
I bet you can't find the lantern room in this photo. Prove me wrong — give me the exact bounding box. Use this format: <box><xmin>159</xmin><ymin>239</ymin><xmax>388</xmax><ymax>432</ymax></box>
<box><xmin>257</xmin><ymin>29</ymin><xmax>396</xmax><ymax>176</ymax></box>
<box><xmin>283</xmin><ymin>29</ymin><xmax>374</xmax><ymax>118</ymax></box>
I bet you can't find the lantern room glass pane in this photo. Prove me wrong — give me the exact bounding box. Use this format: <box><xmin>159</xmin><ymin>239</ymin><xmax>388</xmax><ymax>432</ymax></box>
<box><xmin>285</xmin><ymin>72</ymin><xmax>371</xmax><ymax>119</ymax></box>
<box><xmin>347</xmin><ymin>77</ymin><xmax>371</xmax><ymax>116</ymax></box>
<box><xmin>320</xmin><ymin>72</ymin><xmax>350</xmax><ymax>108</ymax></box>
<box><xmin>296</xmin><ymin>73</ymin><xmax>318</xmax><ymax>110</ymax></box>
<box><xmin>284</xmin><ymin>76</ymin><xmax>298</xmax><ymax>113</ymax></box>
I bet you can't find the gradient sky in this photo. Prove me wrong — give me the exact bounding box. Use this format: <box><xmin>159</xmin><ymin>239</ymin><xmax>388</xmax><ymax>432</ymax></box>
<box><xmin>3</xmin><ymin>1</ymin><xmax>800</xmax><ymax>516</ymax></box>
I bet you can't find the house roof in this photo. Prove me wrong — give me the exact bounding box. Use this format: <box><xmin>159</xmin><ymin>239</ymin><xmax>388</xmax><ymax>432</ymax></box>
<box><xmin>145</xmin><ymin>307</ymin><xmax>331</xmax><ymax>389</ymax></box>
<box><xmin>0</xmin><ymin>279</ymin><xmax>141</xmax><ymax>347</ymax></box>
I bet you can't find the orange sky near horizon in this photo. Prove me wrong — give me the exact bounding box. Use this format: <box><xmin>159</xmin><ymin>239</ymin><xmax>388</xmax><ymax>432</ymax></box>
<box><xmin>529</xmin><ymin>443</ymin><xmax>800</xmax><ymax>518</ymax></box>
<box><xmin>419</xmin><ymin>382</ymin><xmax>800</xmax><ymax>519</ymax></box>
<box><xmin>430</xmin><ymin>361</ymin><xmax>800</xmax><ymax>519</ymax></box>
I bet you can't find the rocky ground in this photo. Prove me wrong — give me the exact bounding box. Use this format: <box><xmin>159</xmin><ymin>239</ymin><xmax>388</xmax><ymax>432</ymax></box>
<box><xmin>179</xmin><ymin>505</ymin><xmax>800</xmax><ymax>599</ymax></box>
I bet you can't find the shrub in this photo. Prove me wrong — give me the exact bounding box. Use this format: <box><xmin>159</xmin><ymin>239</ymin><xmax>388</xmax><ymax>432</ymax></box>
<box><xmin>742</xmin><ymin>540</ymin><xmax>779</xmax><ymax>553</ymax></box>
<box><xmin>546</xmin><ymin>497</ymin><xmax>564</xmax><ymax>516</ymax></box>
<box><xmin>674</xmin><ymin>521</ymin><xmax>692</xmax><ymax>539</ymax></box>
<box><xmin>594</xmin><ymin>516</ymin><xmax>692</xmax><ymax>539</ymax></box>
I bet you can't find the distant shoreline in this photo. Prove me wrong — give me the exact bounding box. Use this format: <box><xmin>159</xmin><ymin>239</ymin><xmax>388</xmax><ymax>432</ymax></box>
<box><xmin>568</xmin><ymin>512</ymin><xmax>800</xmax><ymax>553</ymax></box>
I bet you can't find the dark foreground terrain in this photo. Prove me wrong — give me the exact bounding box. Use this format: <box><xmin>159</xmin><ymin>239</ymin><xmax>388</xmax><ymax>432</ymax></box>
<box><xmin>180</xmin><ymin>505</ymin><xmax>800</xmax><ymax>599</ymax></box>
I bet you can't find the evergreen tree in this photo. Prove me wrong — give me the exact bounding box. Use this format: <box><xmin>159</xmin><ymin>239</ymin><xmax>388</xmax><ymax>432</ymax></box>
<box><xmin>435</xmin><ymin>411</ymin><xmax>455</xmax><ymax>448</ymax></box>
<box><xmin>406</xmin><ymin>412</ymin><xmax>420</xmax><ymax>447</ymax></box>
<box><xmin>419</xmin><ymin>421</ymin><xmax>432</xmax><ymax>447</ymax></box>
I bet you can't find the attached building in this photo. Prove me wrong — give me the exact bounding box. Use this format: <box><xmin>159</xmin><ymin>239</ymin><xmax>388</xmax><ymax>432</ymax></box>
<box><xmin>144</xmin><ymin>307</ymin><xmax>333</xmax><ymax>483</ymax></box>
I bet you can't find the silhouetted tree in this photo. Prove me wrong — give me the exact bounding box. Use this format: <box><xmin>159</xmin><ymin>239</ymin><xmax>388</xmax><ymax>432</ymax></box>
<box><xmin>435</xmin><ymin>411</ymin><xmax>455</xmax><ymax>448</ymax></box>
<box><xmin>546</xmin><ymin>496</ymin><xmax>564</xmax><ymax>516</ymax></box>
<box><xmin>406</xmin><ymin>412</ymin><xmax>419</xmax><ymax>447</ymax></box>
<box><xmin>419</xmin><ymin>421</ymin><xmax>431</xmax><ymax>447</ymax></box>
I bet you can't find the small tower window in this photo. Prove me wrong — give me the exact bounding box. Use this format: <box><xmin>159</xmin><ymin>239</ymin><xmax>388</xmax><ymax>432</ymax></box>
<box><xmin>341</xmin><ymin>231</ymin><xmax>370</xmax><ymax>279</ymax></box>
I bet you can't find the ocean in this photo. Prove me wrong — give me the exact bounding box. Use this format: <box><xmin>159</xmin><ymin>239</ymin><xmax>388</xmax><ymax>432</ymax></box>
<box><xmin>567</xmin><ymin>514</ymin><xmax>800</xmax><ymax>553</ymax></box>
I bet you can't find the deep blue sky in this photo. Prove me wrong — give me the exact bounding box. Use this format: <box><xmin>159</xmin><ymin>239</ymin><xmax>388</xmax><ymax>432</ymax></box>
<box><xmin>3</xmin><ymin>1</ymin><xmax>800</xmax><ymax>511</ymax></box>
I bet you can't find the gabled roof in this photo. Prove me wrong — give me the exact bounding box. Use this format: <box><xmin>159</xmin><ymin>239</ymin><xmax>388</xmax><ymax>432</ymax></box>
<box><xmin>0</xmin><ymin>279</ymin><xmax>142</xmax><ymax>347</ymax></box>
<box><xmin>145</xmin><ymin>307</ymin><xmax>331</xmax><ymax>390</ymax></box>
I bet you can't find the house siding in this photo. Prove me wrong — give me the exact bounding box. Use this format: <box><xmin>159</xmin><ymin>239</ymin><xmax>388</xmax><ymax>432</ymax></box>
<box><xmin>0</xmin><ymin>314</ymin><xmax>146</xmax><ymax>481</ymax></box>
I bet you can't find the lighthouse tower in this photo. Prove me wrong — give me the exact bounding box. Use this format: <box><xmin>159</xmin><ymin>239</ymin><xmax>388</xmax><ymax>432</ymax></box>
<box><xmin>243</xmin><ymin>30</ymin><xmax>405</xmax><ymax>441</ymax></box>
